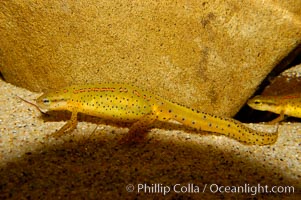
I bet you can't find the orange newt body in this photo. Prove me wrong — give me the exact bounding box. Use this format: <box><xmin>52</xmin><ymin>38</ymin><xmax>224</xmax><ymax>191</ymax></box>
<box><xmin>36</xmin><ymin>83</ymin><xmax>278</xmax><ymax>145</ymax></box>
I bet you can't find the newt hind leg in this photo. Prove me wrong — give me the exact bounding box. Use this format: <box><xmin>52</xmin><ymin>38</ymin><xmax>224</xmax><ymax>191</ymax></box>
<box><xmin>120</xmin><ymin>113</ymin><xmax>157</xmax><ymax>143</ymax></box>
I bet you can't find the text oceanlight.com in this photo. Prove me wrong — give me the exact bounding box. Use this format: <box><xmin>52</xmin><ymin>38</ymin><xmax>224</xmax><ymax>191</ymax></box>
<box><xmin>125</xmin><ymin>183</ymin><xmax>295</xmax><ymax>195</ymax></box>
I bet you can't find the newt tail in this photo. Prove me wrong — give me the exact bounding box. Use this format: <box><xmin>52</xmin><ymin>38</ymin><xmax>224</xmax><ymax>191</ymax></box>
<box><xmin>154</xmin><ymin>100</ymin><xmax>278</xmax><ymax>145</ymax></box>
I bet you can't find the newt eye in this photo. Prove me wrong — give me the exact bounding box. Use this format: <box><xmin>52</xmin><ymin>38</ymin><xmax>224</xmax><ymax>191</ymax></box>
<box><xmin>43</xmin><ymin>98</ymin><xmax>50</xmax><ymax>105</ymax></box>
<box><xmin>253</xmin><ymin>100</ymin><xmax>261</xmax><ymax>105</ymax></box>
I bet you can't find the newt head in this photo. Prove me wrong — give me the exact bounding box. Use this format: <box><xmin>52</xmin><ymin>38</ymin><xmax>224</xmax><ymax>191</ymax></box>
<box><xmin>36</xmin><ymin>89</ymin><xmax>69</xmax><ymax>111</ymax></box>
<box><xmin>247</xmin><ymin>95</ymin><xmax>281</xmax><ymax>112</ymax></box>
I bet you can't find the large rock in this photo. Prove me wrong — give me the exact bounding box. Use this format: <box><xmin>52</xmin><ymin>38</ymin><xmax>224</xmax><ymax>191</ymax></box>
<box><xmin>0</xmin><ymin>0</ymin><xmax>300</xmax><ymax>116</ymax></box>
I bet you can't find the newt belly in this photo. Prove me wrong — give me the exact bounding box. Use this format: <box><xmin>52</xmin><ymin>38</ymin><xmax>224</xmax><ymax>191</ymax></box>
<box><xmin>36</xmin><ymin>83</ymin><xmax>278</xmax><ymax>145</ymax></box>
<box><xmin>248</xmin><ymin>94</ymin><xmax>301</xmax><ymax>123</ymax></box>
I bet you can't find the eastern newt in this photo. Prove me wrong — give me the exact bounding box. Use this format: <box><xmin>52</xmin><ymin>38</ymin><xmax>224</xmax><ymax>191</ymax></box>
<box><xmin>36</xmin><ymin>83</ymin><xmax>278</xmax><ymax>145</ymax></box>
<box><xmin>248</xmin><ymin>94</ymin><xmax>301</xmax><ymax>123</ymax></box>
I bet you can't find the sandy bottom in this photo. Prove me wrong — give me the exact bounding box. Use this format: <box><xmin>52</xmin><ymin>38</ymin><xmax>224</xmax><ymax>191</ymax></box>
<box><xmin>0</xmin><ymin>79</ymin><xmax>300</xmax><ymax>199</ymax></box>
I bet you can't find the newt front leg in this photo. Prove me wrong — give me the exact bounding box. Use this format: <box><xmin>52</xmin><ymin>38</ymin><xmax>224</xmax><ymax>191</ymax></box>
<box><xmin>50</xmin><ymin>108</ymin><xmax>79</xmax><ymax>138</ymax></box>
<box><xmin>266</xmin><ymin>111</ymin><xmax>285</xmax><ymax>125</ymax></box>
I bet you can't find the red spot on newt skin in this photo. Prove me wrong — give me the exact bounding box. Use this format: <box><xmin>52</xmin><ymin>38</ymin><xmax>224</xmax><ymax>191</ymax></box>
<box><xmin>119</xmin><ymin>87</ymin><xmax>128</xmax><ymax>93</ymax></box>
<box><xmin>133</xmin><ymin>90</ymin><xmax>141</xmax><ymax>97</ymax></box>
<box><xmin>73</xmin><ymin>87</ymin><xmax>115</xmax><ymax>94</ymax></box>
<box><xmin>143</xmin><ymin>94</ymin><xmax>151</xmax><ymax>101</ymax></box>
<box><xmin>281</xmin><ymin>95</ymin><xmax>300</xmax><ymax>99</ymax></box>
